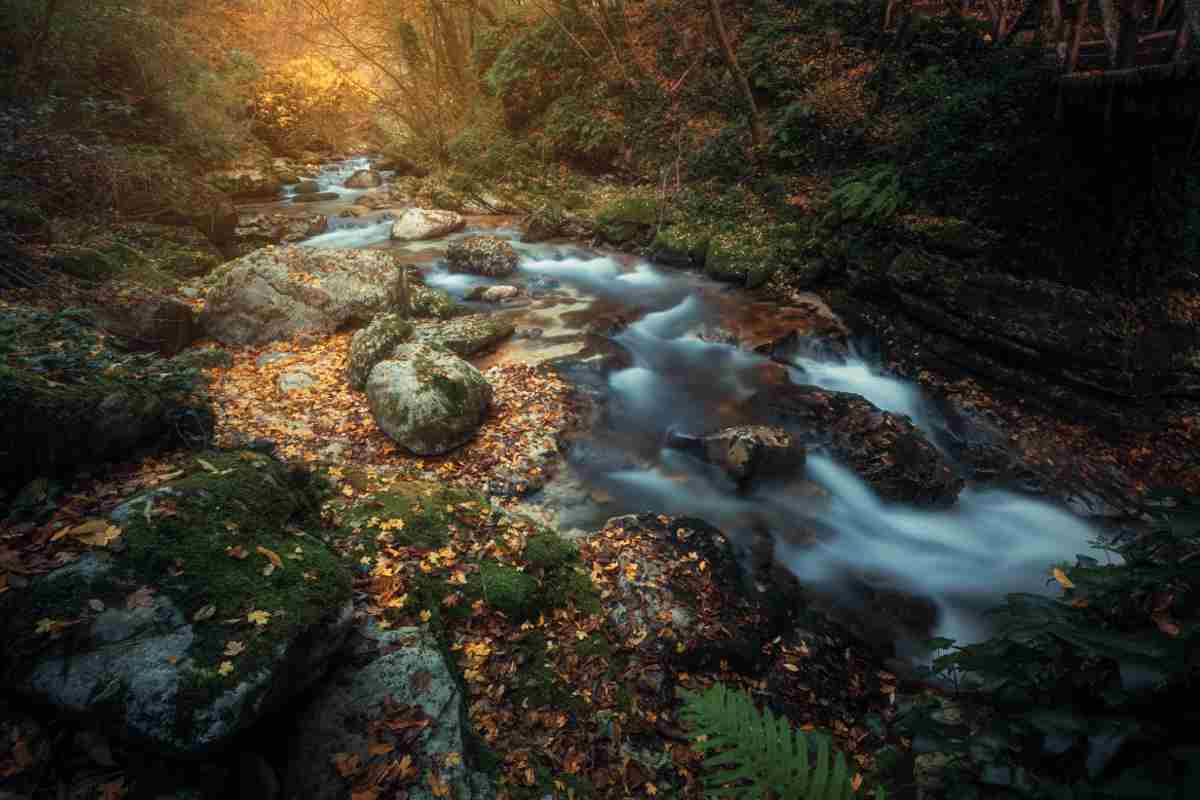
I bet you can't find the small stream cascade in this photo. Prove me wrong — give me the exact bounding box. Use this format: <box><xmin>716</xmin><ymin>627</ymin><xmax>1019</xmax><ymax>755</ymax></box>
<box><xmin>284</xmin><ymin>158</ymin><xmax>1116</xmax><ymax>654</ymax></box>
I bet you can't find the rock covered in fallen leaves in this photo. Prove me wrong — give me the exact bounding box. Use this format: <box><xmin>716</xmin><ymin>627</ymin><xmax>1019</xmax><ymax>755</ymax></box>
<box><xmin>0</xmin><ymin>451</ymin><xmax>354</xmax><ymax>757</ymax></box>
<box><xmin>286</xmin><ymin>624</ymin><xmax>493</xmax><ymax>800</ymax></box>
<box><xmin>347</xmin><ymin>313</ymin><xmax>415</xmax><ymax>391</ymax></box>
<box><xmin>665</xmin><ymin>425</ymin><xmax>803</xmax><ymax>486</ymax></box>
<box><xmin>742</xmin><ymin>384</ymin><xmax>963</xmax><ymax>506</ymax></box>
<box><xmin>366</xmin><ymin>344</ymin><xmax>493</xmax><ymax>455</ymax></box>
<box><xmin>199</xmin><ymin>247</ymin><xmax>408</xmax><ymax>346</ymax></box>
<box><xmin>343</xmin><ymin>168</ymin><xmax>383</xmax><ymax>189</ymax></box>
<box><xmin>389</xmin><ymin>208</ymin><xmax>465</xmax><ymax>242</ymax></box>
<box><xmin>411</xmin><ymin>314</ymin><xmax>515</xmax><ymax>358</ymax></box>
<box><xmin>445</xmin><ymin>236</ymin><xmax>519</xmax><ymax>278</ymax></box>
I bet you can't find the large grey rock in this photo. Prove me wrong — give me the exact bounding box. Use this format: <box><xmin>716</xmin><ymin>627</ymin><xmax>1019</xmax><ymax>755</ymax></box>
<box><xmin>445</xmin><ymin>236</ymin><xmax>519</xmax><ymax>277</ymax></box>
<box><xmin>3</xmin><ymin>555</ymin><xmax>353</xmax><ymax>757</ymax></box>
<box><xmin>347</xmin><ymin>313</ymin><xmax>414</xmax><ymax>391</ymax></box>
<box><xmin>199</xmin><ymin>248</ymin><xmax>407</xmax><ymax>346</ymax></box>
<box><xmin>366</xmin><ymin>344</ymin><xmax>492</xmax><ymax>455</ymax></box>
<box><xmin>286</xmin><ymin>625</ymin><xmax>492</xmax><ymax>800</ymax></box>
<box><xmin>389</xmin><ymin>209</ymin><xmax>465</xmax><ymax>242</ymax></box>
<box><xmin>411</xmin><ymin>314</ymin><xmax>514</xmax><ymax>358</ymax></box>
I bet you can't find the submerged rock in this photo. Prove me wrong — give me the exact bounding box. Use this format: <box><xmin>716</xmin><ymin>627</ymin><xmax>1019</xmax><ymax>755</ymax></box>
<box><xmin>742</xmin><ymin>384</ymin><xmax>962</xmax><ymax>506</ymax></box>
<box><xmin>389</xmin><ymin>208</ymin><xmax>465</xmax><ymax>241</ymax></box>
<box><xmin>366</xmin><ymin>343</ymin><xmax>493</xmax><ymax>455</ymax></box>
<box><xmin>445</xmin><ymin>236</ymin><xmax>519</xmax><ymax>277</ymax></box>
<box><xmin>199</xmin><ymin>247</ymin><xmax>407</xmax><ymax>346</ymax></box>
<box><xmin>0</xmin><ymin>452</ymin><xmax>354</xmax><ymax>757</ymax></box>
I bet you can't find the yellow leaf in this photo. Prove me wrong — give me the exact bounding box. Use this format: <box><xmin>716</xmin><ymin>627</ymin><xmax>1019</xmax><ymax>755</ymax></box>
<box><xmin>1052</xmin><ymin>568</ymin><xmax>1075</xmax><ymax>589</ymax></box>
<box><xmin>247</xmin><ymin>610</ymin><xmax>272</xmax><ymax>626</ymax></box>
<box><xmin>197</xmin><ymin>458</ymin><xmax>220</xmax><ymax>473</ymax></box>
<box><xmin>257</xmin><ymin>546</ymin><xmax>284</xmax><ymax>570</ymax></box>
<box><xmin>420</xmin><ymin>610</ymin><xmax>432</xmax><ymax>623</ymax></box>
<box><xmin>218</xmin><ymin>660</ymin><xmax>234</xmax><ymax>676</ymax></box>
<box><xmin>782</xmin><ymin>663</ymin><xmax>800</xmax><ymax>672</ymax></box>
<box><xmin>350</xmin><ymin>791</ymin><xmax>379</xmax><ymax>800</ymax></box>
<box><xmin>35</xmin><ymin>618</ymin><xmax>59</xmax><ymax>635</ymax></box>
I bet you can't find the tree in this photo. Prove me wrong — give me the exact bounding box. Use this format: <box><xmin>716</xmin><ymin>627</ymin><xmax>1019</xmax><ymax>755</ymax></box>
<box><xmin>706</xmin><ymin>0</ymin><xmax>765</xmax><ymax>149</ymax></box>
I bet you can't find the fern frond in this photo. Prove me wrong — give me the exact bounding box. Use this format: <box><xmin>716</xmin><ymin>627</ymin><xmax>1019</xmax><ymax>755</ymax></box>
<box><xmin>680</xmin><ymin>682</ymin><xmax>886</xmax><ymax>800</ymax></box>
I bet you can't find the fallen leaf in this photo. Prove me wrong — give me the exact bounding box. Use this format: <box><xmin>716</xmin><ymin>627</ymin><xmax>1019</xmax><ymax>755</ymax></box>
<box><xmin>99</xmin><ymin>778</ymin><xmax>127</xmax><ymax>800</ymax></box>
<box><xmin>367</xmin><ymin>741</ymin><xmax>394</xmax><ymax>756</ymax></box>
<box><xmin>257</xmin><ymin>546</ymin><xmax>284</xmax><ymax>570</ymax></box>
<box><xmin>224</xmin><ymin>640</ymin><xmax>246</xmax><ymax>656</ymax></box>
<box><xmin>227</xmin><ymin>545</ymin><xmax>249</xmax><ymax>560</ymax></box>
<box><xmin>194</xmin><ymin>604</ymin><xmax>217</xmax><ymax>622</ymax></box>
<box><xmin>332</xmin><ymin>752</ymin><xmax>361</xmax><ymax>777</ymax></box>
<box><xmin>218</xmin><ymin>661</ymin><xmax>234</xmax><ymax>676</ymax></box>
<box><xmin>852</xmin><ymin>773</ymin><xmax>864</xmax><ymax>791</ymax></box>
<box><xmin>1052</xmin><ymin>568</ymin><xmax>1075</xmax><ymax>589</ymax></box>
<box><xmin>247</xmin><ymin>610</ymin><xmax>272</xmax><ymax>626</ymax></box>
<box><xmin>1152</xmin><ymin>612</ymin><xmax>1181</xmax><ymax>637</ymax></box>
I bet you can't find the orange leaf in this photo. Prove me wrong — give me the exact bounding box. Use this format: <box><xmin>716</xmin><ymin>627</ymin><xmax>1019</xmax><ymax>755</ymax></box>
<box><xmin>257</xmin><ymin>546</ymin><xmax>284</xmax><ymax>570</ymax></box>
<box><xmin>1052</xmin><ymin>568</ymin><xmax>1075</xmax><ymax>589</ymax></box>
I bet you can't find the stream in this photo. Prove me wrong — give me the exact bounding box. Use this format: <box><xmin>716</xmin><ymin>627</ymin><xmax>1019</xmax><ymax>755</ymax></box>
<box><xmin>251</xmin><ymin>159</ymin><xmax>1116</xmax><ymax>655</ymax></box>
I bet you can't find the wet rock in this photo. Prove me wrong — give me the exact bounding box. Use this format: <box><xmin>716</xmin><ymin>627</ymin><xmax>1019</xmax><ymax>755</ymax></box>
<box><xmin>343</xmin><ymin>169</ymin><xmax>382</xmax><ymax>189</ymax></box>
<box><xmin>366</xmin><ymin>344</ymin><xmax>493</xmax><ymax>455</ymax></box>
<box><xmin>294</xmin><ymin>181</ymin><xmax>321</xmax><ymax>194</ymax></box>
<box><xmin>0</xmin><ymin>453</ymin><xmax>354</xmax><ymax>757</ymax></box>
<box><xmin>287</xmin><ymin>625</ymin><xmax>492</xmax><ymax>800</ymax></box>
<box><xmin>200</xmin><ymin>248</ymin><xmax>408</xmax><ymax>346</ymax></box>
<box><xmin>411</xmin><ymin>314</ymin><xmax>515</xmax><ymax>358</ymax></box>
<box><xmin>742</xmin><ymin>384</ymin><xmax>962</xmax><ymax>506</ymax></box>
<box><xmin>665</xmin><ymin>425</ymin><xmax>804</xmax><ymax>486</ymax></box>
<box><xmin>205</xmin><ymin>168</ymin><xmax>284</xmax><ymax>200</ymax></box>
<box><xmin>482</xmin><ymin>285</ymin><xmax>520</xmax><ymax>302</ymax></box>
<box><xmin>234</xmin><ymin>213</ymin><xmax>327</xmax><ymax>250</ymax></box>
<box><xmin>446</xmin><ymin>236</ymin><xmax>519</xmax><ymax>277</ymax></box>
<box><xmin>292</xmin><ymin>192</ymin><xmax>339</xmax><ymax>204</ymax></box>
<box><xmin>347</xmin><ymin>313</ymin><xmax>415</xmax><ymax>391</ymax></box>
<box><xmin>357</xmin><ymin>193</ymin><xmax>396</xmax><ymax>211</ymax></box>
<box><xmin>389</xmin><ymin>208</ymin><xmax>465</xmax><ymax>241</ymax></box>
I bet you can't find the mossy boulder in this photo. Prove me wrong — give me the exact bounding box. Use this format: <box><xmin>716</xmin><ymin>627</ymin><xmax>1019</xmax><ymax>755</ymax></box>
<box><xmin>650</xmin><ymin>223</ymin><xmax>711</xmax><ymax>267</ymax></box>
<box><xmin>477</xmin><ymin>562</ymin><xmax>538</xmax><ymax>618</ymax></box>
<box><xmin>366</xmin><ymin>343</ymin><xmax>493</xmax><ymax>455</ymax></box>
<box><xmin>706</xmin><ymin>227</ymin><xmax>775</xmax><ymax>287</ymax></box>
<box><xmin>445</xmin><ymin>236</ymin><xmax>519</xmax><ymax>277</ymax></box>
<box><xmin>0</xmin><ymin>451</ymin><xmax>354</xmax><ymax>756</ymax></box>
<box><xmin>593</xmin><ymin>197</ymin><xmax>664</xmax><ymax>246</ymax></box>
<box><xmin>903</xmin><ymin>216</ymin><xmax>993</xmax><ymax>257</ymax></box>
<box><xmin>0</xmin><ymin>306</ymin><xmax>211</xmax><ymax>493</ymax></box>
<box><xmin>409</xmin><ymin>284</ymin><xmax>463</xmax><ymax>320</ymax></box>
<box><xmin>347</xmin><ymin>313</ymin><xmax>415</xmax><ymax>391</ymax></box>
<box><xmin>48</xmin><ymin>244</ymin><xmax>125</xmax><ymax>281</ymax></box>
<box><xmin>411</xmin><ymin>314</ymin><xmax>515</xmax><ymax>357</ymax></box>
<box><xmin>111</xmin><ymin>223</ymin><xmax>225</xmax><ymax>279</ymax></box>
<box><xmin>47</xmin><ymin>221</ymin><xmax>224</xmax><ymax>286</ymax></box>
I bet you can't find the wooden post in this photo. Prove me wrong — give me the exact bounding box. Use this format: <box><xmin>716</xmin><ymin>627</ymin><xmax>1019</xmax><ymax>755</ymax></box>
<box><xmin>1067</xmin><ymin>0</ymin><xmax>1092</xmax><ymax>72</ymax></box>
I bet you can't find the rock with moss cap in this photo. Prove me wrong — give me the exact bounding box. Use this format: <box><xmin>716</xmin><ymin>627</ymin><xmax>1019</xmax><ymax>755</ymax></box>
<box><xmin>199</xmin><ymin>247</ymin><xmax>409</xmax><ymax>346</ymax></box>
<box><xmin>0</xmin><ymin>451</ymin><xmax>354</xmax><ymax>757</ymax></box>
<box><xmin>286</xmin><ymin>624</ymin><xmax>494</xmax><ymax>800</ymax></box>
<box><xmin>366</xmin><ymin>344</ymin><xmax>493</xmax><ymax>455</ymax></box>
<box><xmin>411</xmin><ymin>314</ymin><xmax>514</xmax><ymax>357</ymax></box>
<box><xmin>445</xmin><ymin>236</ymin><xmax>519</xmax><ymax>277</ymax></box>
<box><xmin>347</xmin><ymin>313</ymin><xmax>415</xmax><ymax>391</ymax></box>
<box><xmin>389</xmin><ymin>208</ymin><xmax>465</xmax><ymax>242</ymax></box>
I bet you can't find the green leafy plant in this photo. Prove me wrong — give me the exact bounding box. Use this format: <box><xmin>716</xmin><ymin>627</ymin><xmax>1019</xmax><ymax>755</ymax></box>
<box><xmin>680</xmin><ymin>682</ymin><xmax>887</xmax><ymax>799</ymax></box>
<box><xmin>824</xmin><ymin>164</ymin><xmax>908</xmax><ymax>227</ymax></box>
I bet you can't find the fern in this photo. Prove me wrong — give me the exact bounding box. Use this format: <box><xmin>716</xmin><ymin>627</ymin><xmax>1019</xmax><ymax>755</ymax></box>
<box><xmin>824</xmin><ymin>164</ymin><xmax>907</xmax><ymax>227</ymax></box>
<box><xmin>679</xmin><ymin>683</ymin><xmax>887</xmax><ymax>800</ymax></box>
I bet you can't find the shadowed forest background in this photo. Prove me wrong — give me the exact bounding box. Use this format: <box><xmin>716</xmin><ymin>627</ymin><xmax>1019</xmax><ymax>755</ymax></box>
<box><xmin>1</xmin><ymin>1</ymin><xmax>1200</xmax><ymax>799</ymax></box>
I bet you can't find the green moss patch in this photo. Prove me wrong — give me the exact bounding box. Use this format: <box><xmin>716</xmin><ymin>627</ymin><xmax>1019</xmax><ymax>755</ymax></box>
<box><xmin>593</xmin><ymin>197</ymin><xmax>666</xmax><ymax>246</ymax></box>
<box><xmin>651</xmin><ymin>222</ymin><xmax>711</xmax><ymax>266</ymax></box>
<box><xmin>336</xmin><ymin>481</ymin><xmax>478</xmax><ymax>553</ymax></box>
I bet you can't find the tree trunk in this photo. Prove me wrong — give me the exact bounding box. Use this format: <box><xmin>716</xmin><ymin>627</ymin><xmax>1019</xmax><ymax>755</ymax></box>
<box><xmin>1116</xmin><ymin>0</ymin><xmax>1146</xmax><ymax>67</ymax></box>
<box><xmin>707</xmin><ymin>0</ymin><xmax>765</xmax><ymax>149</ymax></box>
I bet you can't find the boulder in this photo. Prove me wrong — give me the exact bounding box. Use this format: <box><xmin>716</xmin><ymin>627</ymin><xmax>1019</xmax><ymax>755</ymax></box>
<box><xmin>235</xmin><ymin>214</ymin><xmax>327</xmax><ymax>252</ymax></box>
<box><xmin>665</xmin><ymin>425</ymin><xmax>804</xmax><ymax>486</ymax></box>
<box><xmin>344</xmin><ymin>169</ymin><xmax>382</xmax><ymax>189</ymax></box>
<box><xmin>294</xmin><ymin>181</ymin><xmax>321</xmax><ymax>194</ymax></box>
<box><xmin>347</xmin><ymin>313</ymin><xmax>415</xmax><ymax>391</ymax></box>
<box><xmin>481</xmin><ymin>285</ymin><xmax>520</xmax><ymax>302</ymax></box>
<box><xmin>411</xmin><ymin>314</ymin><xmax>515</xmax><ymax>357</ymax></box>
<box><xmin>286</xmin><ymin>625</ymin><xmax>492</xmax><ymax>800</ymax></box>
<box><xmin>97</xmin><ymin>296</ymin><xmax>200</xmax><ymax>357</ymax></box>
<box><xmin>376</xmin><ymin>156</ymin><xmax>428</xmax><ymax>178</ymax></box>
<box><xmin>110</xmin><ymin>223</ymin><xmax>225</xmax><ymax>279</ymax></box>
<box><xmin>0</xmin><ymin>452</ymin><xmax>354</xmax><ymax>757</ymax></box>
<box><xmin>445</xmin><ymin>236</ymin><xmax>519</xmax><ymax>277</ymax></box>
<box><xmin>366</xmin><ymin>344</ymin><xmax>492</xmax><ymax>455</ymax></box>
<box><xmin>199</xmin><ymin>247</ymin><xmax>407</xmax><ymax>346</ymax></box>
<box><xmin>741</xmin><ymin>384</ymin><xmax>962</xmax><ymax>506</ymax></box>
<box><xmin>389</xmin><ymin>209</ymin><xmax>465</xmax><ymax>242</ymax></box>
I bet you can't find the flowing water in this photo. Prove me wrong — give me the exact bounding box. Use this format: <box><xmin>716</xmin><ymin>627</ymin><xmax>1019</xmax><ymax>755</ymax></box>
<box><xmin>254</xmin><ymin>158</ymin><xmax>1117</xmax><ymax>654</ymax></box>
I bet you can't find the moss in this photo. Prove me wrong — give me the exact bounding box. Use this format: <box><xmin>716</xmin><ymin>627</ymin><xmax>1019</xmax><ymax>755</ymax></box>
<box><xmin>338</xmin><ymin>482</ymin><xmax>477</xmax><ymax>551</ymax></box>
<box><xmin>706</xmin><ymin>227</ymin><xmax>773</xmax><ymax>286</ymax></box>
<box><xmin>651</xmin><ymin>223</ymin><xmax>711</xmax><ymax>266</ymax></box>
<box><xmin>523</xmin><ymin>529</ymin><xmax>578</xmax><ymax>571</ymax></box>
<box><xmin>408</xmin><ymin>285</ymin><xmax>463</xmax><ymax>320</ymax></box>
<box><xmin>172</xmin><ymin>347</ymin><xmax>233</xmax><ymax>371</ymax></box>
<box><xmin>48</xmin><ymin>244</ymin><xmax>124</xmax><ymax>281</ymax></box>
<box><xmin>476</xmin><ymin>562</ymin><xmax>538</xmax><ymax>618</ymax></box>
<box><xmin>0</xmin><ymin>199</ymin><xmax>49</xmax><ymax>236</ymax></box>
<box><xmin>594</xmin><ymin>197</ymin><xmax>665</xmax><ymax>246</ymax></box>
<box><xmin>541</xmin><ymin>567</ymin><xmax>601</xmax><ymax>615</ymax></box>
